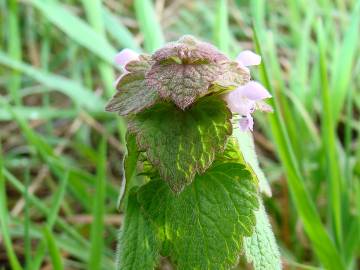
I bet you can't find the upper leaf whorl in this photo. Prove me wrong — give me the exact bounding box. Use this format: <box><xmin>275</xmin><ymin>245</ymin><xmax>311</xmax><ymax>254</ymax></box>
<box><xmin>106</xmin><ymin>35</ymin><xmax>250</xmax><ymax>114</ymax></box>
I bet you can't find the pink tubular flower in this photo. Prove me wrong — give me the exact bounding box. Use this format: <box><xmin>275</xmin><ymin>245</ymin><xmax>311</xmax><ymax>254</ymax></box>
<box><xmin>236</xmin><ymin>50</ymin><xmax>261</xmax><ymax>69</ymax></box>
<box><xmin>114</xmin><ymin>49</ymin><xmax>140</xmax><ymax>86</ymax></box>
<box><xmin>115</xmin><ymin>49</ymin><xmax>139</xmax><ymax>67</ymax></box>
<box><xmin>224</xmin><ymin>50</ymin><xmax>272</xmax><ymax>132</ymax></box>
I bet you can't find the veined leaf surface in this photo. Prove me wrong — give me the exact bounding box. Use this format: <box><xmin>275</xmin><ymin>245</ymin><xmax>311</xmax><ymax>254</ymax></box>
<box><xmin>138</xmin><ymin>162</ymin><xmax>259</xmax><ymax>270</ymax></box>
<box><xmin>128</xmin><ymin>96</ymin><xmax>232</xmax><ymax>192</ymax></box>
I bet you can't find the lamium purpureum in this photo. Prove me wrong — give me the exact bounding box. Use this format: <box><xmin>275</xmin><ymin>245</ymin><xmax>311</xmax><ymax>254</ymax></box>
<box><xmin>106</xmin><ymin>36</ymin><xmax>281</xmax><ymax>270</ymax></box>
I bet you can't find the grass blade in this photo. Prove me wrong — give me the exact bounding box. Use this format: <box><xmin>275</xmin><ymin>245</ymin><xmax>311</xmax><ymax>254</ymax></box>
<box><xmin>80</xmin><ymin>0</ymin><xmax>115</xmax><ymax>97</ymax></box>
<box><xmin>80</xmin><ymin>0</ymin><xmax>128</xmax><ymax>147</ymax></box>
<box><xmin>343</xmin><ymin>218</ymin><xmax>359</xmax><ymax>268</ymax></box>
<box><xmin>3</xmin><ymin>168</ymin><xmax>90</xmax><ymax>249</ymax></box>
<box><xmin>0</xmin><ymin>142</ymin><xmax>23</xmax><ymax>270</ymax></box>
<box><xmin>102</xmin><ymin>8</ymin><xmax>140</xmax><ymax>51</ymax></box>
<box><xmin>253</xmin><ymin>24</ymin><xmax>345</xmax><ymax>270</ymax></box>
<box><xmin>9</xmin><ymin>221</ymin><xmax>114</xmax><ymax>269</ymax></box>
<box><xmin>213</xmin><ymin>0</ymin><xmax>230</xmax><ymax>54</ymax></box>
<box><xmin>7</xmin><ymin>0</ymin><xmax>22</xmax><ymax>105</ymax></box>
<box><xmin>134</xmin><ymin>0</ymin><xmax>165</xmax><ymax>52</ymax></box>
<box><xmin>331</xmin><ymin>1</ymin><xmax>360</xmax><ymax>121</ymax></box>
<box><xmin>266</xmin><ymin>32</ymin><xmax>304</xmax><ymax>161</ymax></box>
<box><xmin>43</xmin><ymin>227</ymin><xmax>64</xmax><ymax>270</ymax></box>
<box><xmin>317</xmin><ymin>19</ymin><xmax>343</xmax><ymax>248</ymax></box>
<box><xmin>0</xmin><ymin>52</ymin><xmax>104</xmax><ymax>111</ymax></box>
<box><xmin>290</xmin><ymin>10</ymin><xmax>314</xmax><ymax>103</ymax></box>
<box><xmin>28</xmin><ymin>0</ymin><xmax>116</xmax><ymax>64</ymax></box>
<box><xmin>31</xmin><ymin>173</ymin><xmax>69</xmax><ymax>270</ymax></box>
<box><xmin>251</xmin><ymin>0</ymin><xmax>266</xmax><ymax>30</ymax></box>
<box><xmin>88</xmin><ymin>140</ymin><xmax>107</xmax><ymax>270</ymax></box>
<box><xmin>24</xmin><ymin>169</ymin><xmax>31</xmax><ymax>270</ymax></box>
<box><xmin>0</xmin><ymin>106</ymin><xmax>77</xmax><ymax>121</ymax></box>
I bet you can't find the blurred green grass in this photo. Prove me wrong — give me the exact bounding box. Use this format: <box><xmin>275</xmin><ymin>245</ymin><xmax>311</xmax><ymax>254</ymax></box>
<box><xmin>0</xmin><ymin>0</ymin><xmax>359</xmax><ymax>269</ymax></box>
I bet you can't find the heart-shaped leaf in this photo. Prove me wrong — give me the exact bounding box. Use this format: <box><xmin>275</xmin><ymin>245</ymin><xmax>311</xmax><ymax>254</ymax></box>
<box><xmin>128</xmin><ymin>96</ymin><xmax>232</xmax><ymax>192</ymax></box>
<box><xmin>138</xmin><ymin>162</ymin><xmax>259</xmax><ymax>270</ymax></box>
<box><xmin>117</xmin><ymin>189</ymin><xmax>160</xmax><ymax>270</ymax></box>
<box><xmin>105</xmin><ymin>55</ymin><xmax>159</xmax><ymax>115</ymax></box>
<box><xmin>244</xmin><ymin>200</ymin><xmax>282</xmax><ymax>270</ymax></box>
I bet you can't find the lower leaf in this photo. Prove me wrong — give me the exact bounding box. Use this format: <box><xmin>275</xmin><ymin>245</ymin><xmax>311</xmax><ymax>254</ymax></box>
<box><xmin>117</xmin><ymin>133</ymin><xmax>139</xmax><ymax>209</ymax></box>
<box><xmin>234</xmin><ymin>128</ymin><xmax>272</xmax><ymax>196</ymax></box>
<box><xmin>138</xmin><ymin>162</ymin><xmax>259</xmax><ymax>270</ymax></box>
<box><xmin>244</xmin><ymin>200</ymin><xmax>282</xmax><ymax>270</ymax></box>
<box><xmin>116</xmin><ymin>189</ymin><xmax>160</xmax><ymax>270</ymax></box>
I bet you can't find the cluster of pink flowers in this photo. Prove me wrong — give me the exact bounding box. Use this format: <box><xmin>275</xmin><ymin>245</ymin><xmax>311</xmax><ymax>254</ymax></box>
<box><xmin>224</xmin><ymin>50</ymin><xmax>272</xmax><ymax>131</ymax></box>
<box><xmin>114</xmin><ymin>48</ymin><xmax>271</xmax><ymax>132</ymax></box>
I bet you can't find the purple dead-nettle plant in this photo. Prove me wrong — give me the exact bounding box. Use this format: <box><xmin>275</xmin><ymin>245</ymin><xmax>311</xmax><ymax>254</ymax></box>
<box><xmin>106</xmin><ymin>36</ymin><xmax>281</xmax><ymax>270</ymax></box>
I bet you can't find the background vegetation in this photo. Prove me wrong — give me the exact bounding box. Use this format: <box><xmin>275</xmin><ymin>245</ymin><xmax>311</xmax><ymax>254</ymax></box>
<box><xmin>0</xmin><ymin>0</ymin><xmax>359</xmax><ymax>269</ymax></box>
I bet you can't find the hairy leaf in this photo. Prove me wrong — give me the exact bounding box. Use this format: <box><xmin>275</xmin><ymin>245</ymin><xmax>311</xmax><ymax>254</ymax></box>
<box><xmin>215</xmin><ymin>137</ymin><xmax>263</xmax><ymax>192</ymax></box>
<box><xmin>234</xmin><ymin>129</ymin><xmax>272</xmax><ymax>196</ymax></box>
<box><xmin>146</xmin><ymin>36</ymin><xmax>249</xmax><ymax>109</ymax></box>
<box><xmin>105</xmin><ymin>55</ymin><xmax>159</xmax><ymax>115</ymax></box>
<box><xmin>118</xmin><ymin>134</ymin><xmax>139</xmax><ymax>209</ymax></box>
<box><xmin>216</xmin><ymin>137</ymin><xmax>243</xmax><ymax>163</ymax></box>
<box><xmin>211</xmin><ymin>61</ymin><xmax>250</xmax><ymax>91</ymax></box>
<box><xmin>244</xmin><ymin>200</ymin><xmax>281</xmax><ymax>270</ymax></box>
<box><xmin>117</xmin><ymin>189</ymin><xmax>160</xmax><ymax>270</ymax></box>
<box><xmin>128</xmin><ymin>96</ymin><xmax>232</xmax><ymax>192</ymax></box>
<box><xmin>138</xmin><ymin>163</ymin><xmax>259</xmax><ymax>270</ymax></box>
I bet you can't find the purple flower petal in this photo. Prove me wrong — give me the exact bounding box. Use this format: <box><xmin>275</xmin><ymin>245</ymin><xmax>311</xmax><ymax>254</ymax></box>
<box><xmin>224</xmin><ymin>90</ymin><xmax>255</xmax><ymax>115</ymax></box>
<box><xmin>236</xmin><ymin>50</ymin><xmax>261</xmax><ymax>67</ymax></box>
<box><xmin>237</xmin><ymin>81</ymin><xmax>271</xmax><ymax>101</ymax></box>
<box><xmin>239</xmin><ymin>114</ymin><xmax>254</xmax><ymax>131</ymax></box>
<box><xmin>114</xmin><ymin>49</ymin><xmax>139</xmax><ymax>67</ymax></box>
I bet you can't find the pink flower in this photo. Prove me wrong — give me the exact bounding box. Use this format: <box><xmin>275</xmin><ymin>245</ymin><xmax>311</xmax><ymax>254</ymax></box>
<box><xmin>224</xmin><ymin>50</ymin><xmax>272</xmax><ymax>131</ymax></box>
<box><xmin>115</xmin><ymin>49</ymin><xmax>139</xmax><ymax>67</ymax></box>
<box><xmin>236</xmin><ymin>50</ymin><xmax>261</xmax><ymax>70</ymax></box>
<box><xmin>239</xmin><ymin>114</ymin><xmax>254</xmax><ymax>131</ymax></box>
<box><xmin>114</xmin><ymin>49</ymin><xmax>139</xmax><ymax>86</ymax></box>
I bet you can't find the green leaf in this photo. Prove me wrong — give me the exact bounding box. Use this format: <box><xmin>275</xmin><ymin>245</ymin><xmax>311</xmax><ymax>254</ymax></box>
<box><xmin>117</xmin><ymin>133</ymin><xmax>140</xmax><ymax>209</ymax></box>
<box><xmin>128</xmin><ymin>96</ymin><xmax>232</xmax><ymax>192</ymax></box>
<box><xmin>214</xmin><ymin>137</ymin><xmax>244</xmax><ymax>164</ymax></box>
<box><xmin>138</xmin><ymin>162</ymin><xmax>259</xmax><ymax>270</ymax></box>
<box><xmin>117</xmin><ymin>189</ymin><xmax>160</xmax><ymax>270</ymax></box>
<box><xmin>106</xmin><ymin>55</ymin><xmax>159</xmax><ymax>115</ymax></box>
<box><xmin>244</xmin><ymin>200</ymin><xmax>281</xmax><ymax>270</ymax></box>
<box><xmin>234</xmin><ymin>129</ymin><xmax>272</xmax><ymax>196</ymax></box>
